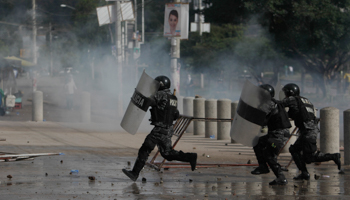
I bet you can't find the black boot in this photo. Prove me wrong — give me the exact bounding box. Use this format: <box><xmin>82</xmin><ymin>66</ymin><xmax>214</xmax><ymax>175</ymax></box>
<box><xmin>165</xmin><ymin>151</ymin><xmax>197</xmax><ymax>171</ymax></box>
<box><xmin>334</xmin><ymin>153</ymin><xmax>341</xmax><ymax>170</ymax></box>
<box><xmin>314</xmin><ymin>153</ymin><xmax>341</xmax><ymax>170</ymax></box>
<box><xmin>251</xmin><ymin>166</ymin><xmax>270</xmax><ymax>175</ymax></box>
<box><xmin>177</xmin><ymin>152</ymin><xmax>197</xmax><ymax>171</ymax></box>
<box><xmin>269</xmin><ymin>164</ymin><xmax>288</xmax><ymax>185</ymax></box>
<box><xmin>252</xmin><ymin>145</ymin><xmax>270</xmax><ymax>175</ymax></box>
<box><xmin>189</xmin><ymin>153</ymin><xmax>197</xmax><ymax>171</ymax></box>
<box><xmin>122</xmin><ymin>169</ymin><xmax>138</xmax><ymax>181</ymax></box>
<box><xmin>122</xmin><ymin>158</ymin><xmax>144</xmax><ymax>181</ymax></box>
<box><xmin>291</xmin><ymin>152</ymin><xmax>309</xmax><ymax>180</ymax></box>
<box><xmin>293</xmin><ymin>171</ymin><xmax>310</xmax><ymax>180</ymax></box>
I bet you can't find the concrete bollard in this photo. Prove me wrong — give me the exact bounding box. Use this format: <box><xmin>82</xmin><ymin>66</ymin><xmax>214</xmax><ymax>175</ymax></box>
<box><xmin>177</xmin><ymin>95</ymin><xmax>184</xmax><ymax>115</ymax></box>
<box><xmin>205</xmin><ymin>99</ymin><xmax>217</xmax><ymax>138</ymax></box>
<box><xmin>217</xmin><ymin>99</ymin><xmax>231</xmax><ymax>140</ymax></box>
<box><xmin>193</xmin><ymin>98</ymin><xmax>205</xmax><ymax>136</ymax></box>
<box><xmin>344</xmin><ymin>109</ymin><xmax>350</xmax><ymax>165</ymax></box>
<box><xmin>320</xmin><ymin>107</ymin><xmax>339</xmax><ymax>154</ymax></box>
<box><xmin>183</xmin><ymin>97</ymin><xmax>194</xmax><ymax>133</ymax></box>
<box><xmin>231</xmin><ymin>101</ymin><xmax>238</xmax><ymax>143</ymax></box>
<box><xmin>80</xmin><ymin>92</ymin><xmax>91</xmax><ymax>123</ymax></box>
<box><xmin>32</xmin><ymin>91</ymin><xmax>43</xmax><ymax>121</ymax></box>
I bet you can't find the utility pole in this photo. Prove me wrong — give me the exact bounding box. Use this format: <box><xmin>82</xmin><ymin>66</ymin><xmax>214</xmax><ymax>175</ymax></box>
<box><xmin>32</xmin><ymin>0</ymin><xmax>37</xmax><ymax>92</ymax></box>
<box><xmin>170</xmin><ymin>0</ymin><xmax>181</xmax><ymax>95</ymax></box>
<box><xmin>197</xmin><ymin>0</ymin><xmax>203</xmax><ymax>36</ymax></box>
<box><xmin>49</xmin><ymin>23</ymin><xmax>53</xmax><ymax>76</ymax></box>
<box><xmin>32</xmin><ymin>0</ymin><xmax>37</xmax><ymax>64</ymax></box>
<box><xmin>133</xmin><ymin>0</ymin><xmax>144</xmax><ymax>83</ymax></box>
<box><xmin>115</xmin><ymin>1</ymin><xmax>124</xmax><ymax>117</ymax></box>
<box><xmin>191</xmin><ymin>0</ymin><xmax>210</xmax><ymax>89</ymax></box>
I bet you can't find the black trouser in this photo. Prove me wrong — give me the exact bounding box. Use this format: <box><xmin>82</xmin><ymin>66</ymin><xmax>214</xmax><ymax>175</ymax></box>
<box><xmin>133</xmin><ymin>126</ymin><xmax>193</xmax><ymax>174</ymax></box>
<box><xmin>253</xmin><ymin>129</ymin><xmax>289</xmax><ymax>179</ymax></box>
<box><xmin>253</xmin><ymin>129</ymin><xmax>289</xmax><ymax>167</ymax></box>
<box><xmin>289</xmin><ymin>127</ymin><xmax>328</xmax><ymax>172</ymax></box>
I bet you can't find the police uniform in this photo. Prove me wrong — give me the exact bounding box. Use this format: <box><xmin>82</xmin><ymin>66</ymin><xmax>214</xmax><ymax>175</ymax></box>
<box><xmin>280</xmin><ymin>96</ymin><xmax>341</xmax><ymax>180</ymax></box>
<box><xmin>252</xmin><ymin>99</ymin><xmax>291</xmax><ymax>185</ymax></box>
<box><xmin>123</xmin><ymin>88</ymin><xmax>197</xmax><ymax>181</ymax></box>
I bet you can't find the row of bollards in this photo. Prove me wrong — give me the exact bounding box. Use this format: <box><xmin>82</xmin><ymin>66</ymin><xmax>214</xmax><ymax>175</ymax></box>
<box><xmin>180</xmin><ymin>97</ymin><xmax>350</xmax><ymax>165</ymax></box>
<box><xmin>182</xmin><ymin>97</ymin><xmax>237</xmax><ymax>140</ymax></box>
<box><xmin>32</xmin><ymin>91</ymin><xmax>91</xmax><ymax>123</ymax></box>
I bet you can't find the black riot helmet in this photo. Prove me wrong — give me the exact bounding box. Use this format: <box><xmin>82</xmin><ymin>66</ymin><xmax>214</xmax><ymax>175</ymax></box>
<box><xmin>282</xmin><ymin>83</ymin><xmax>300</xmax><ymax>97</ymax></box>
<box><xmin>259</xmin><ymin>84</ymin><xmax>275</xmax><ymax>97</ymax></box>
<box><xmin>155</xmin><ymin>75</ymin><xmax>171</xmax><ymax>90</ymax></box>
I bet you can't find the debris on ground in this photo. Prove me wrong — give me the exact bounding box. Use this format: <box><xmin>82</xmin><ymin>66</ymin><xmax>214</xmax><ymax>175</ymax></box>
<box><xmin>7</xmin><ymin>175</ymin><xmax>12</xmax><ymax>179</ymax></box>
<box><xmin>142</xmin><ymin>177</ymin><xmax>147</xmax><ymax>183</ymax></box>
<box><xmin>88</xmin><ymin>176</ymin><xmax>96</xmax><ymax>181</ymax></box>
<box><xmin>247</xmin><ymin>160</ymin><xmax>251</xmax><ymax>164</ymax></box>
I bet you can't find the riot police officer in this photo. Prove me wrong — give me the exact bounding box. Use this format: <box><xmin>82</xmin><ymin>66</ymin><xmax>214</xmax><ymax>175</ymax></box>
<box><xmin>251</xmin><ymin>84</ymin><xmax>291</xmax><ymax>185</ymax></box>
<box><xmin>122</xmin><ymin>76</ymin><xmax>198</xmax><ymax>181</ymax></box>
<box><xmin>276</xmin><ymin>83</ymin><xmax>341</xmax><ymax>180</ymax></box>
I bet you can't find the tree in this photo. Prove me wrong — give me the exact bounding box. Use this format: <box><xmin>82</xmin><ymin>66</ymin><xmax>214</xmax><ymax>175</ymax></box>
<box><xmin>245</xmin><ymin>0</ymin><xmax>350</xmax><ymax>97</ymax></box>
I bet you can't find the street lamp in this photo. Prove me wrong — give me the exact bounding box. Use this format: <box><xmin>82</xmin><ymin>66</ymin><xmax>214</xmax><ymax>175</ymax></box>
<box><xmin>60</xmin><ymin>4</ymin><xmax>76</xmax><ymax>10</ymax></box>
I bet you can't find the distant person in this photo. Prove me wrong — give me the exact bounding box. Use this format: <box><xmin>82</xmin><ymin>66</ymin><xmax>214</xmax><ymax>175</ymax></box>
<box><xmin>289</xmin><ymin>66</ymin><xmax>294</xmax><ymax>76</ymax></box>
<box><xmin>344</xmin><ymin>72</ymin><xmax>350</xmax><ymax>92</ymax></box>
<box><xmin>64</xmin><ymin>74</ymin><xmax>77</xmax><ymax>110</ymax></box>
<box><xmin>185</xmin><ymin>74</ymin><xmax>194</xmax><ymax>96</ymax></box>
<box><xmin>168</xmin><ymin>10</ymin><xmax>179</xmax><ymax>36</ymax></box>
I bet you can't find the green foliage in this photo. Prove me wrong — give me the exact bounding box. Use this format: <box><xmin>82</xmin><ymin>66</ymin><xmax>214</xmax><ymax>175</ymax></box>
<box><xmin>181</xmin><ymin>24</ymin><xmax>245</xmax><ymax>72</ymax></box>
<box><xmin>245</xmin><ymin>0</ymin><xmax>350</xmax><ymax>95</ymax></box>
<box><xmin>72</xmin><ymin>0</ymin><xmax>110</xmax><ymax>47</ymax></box>
<box><xmin>203</xmin><ymin>0</ymin><xmax>250</xmax><ymax>24</ymax></box>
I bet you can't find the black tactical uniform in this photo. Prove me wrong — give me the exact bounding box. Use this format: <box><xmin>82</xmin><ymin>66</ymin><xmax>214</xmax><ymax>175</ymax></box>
<box><xmin>278</xmin><ymin>83</ymin><xmax>341</xmax><ymax>180</ymax></box>
<box><xmin>252</xmin><ymin>84</ymin><xmax>291</xmax><ymax>185</ymax></box>
<box><xmin>122</xmin><ymin>76</ymin><xmax>197</xmax><ymax>182</ymax></box>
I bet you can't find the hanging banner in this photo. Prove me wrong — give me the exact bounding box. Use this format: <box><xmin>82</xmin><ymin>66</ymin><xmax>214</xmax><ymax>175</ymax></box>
<box><xmin>164</xmin><ymin>3</ymin><xmax>189</xmax><ymax>39</ymax></box>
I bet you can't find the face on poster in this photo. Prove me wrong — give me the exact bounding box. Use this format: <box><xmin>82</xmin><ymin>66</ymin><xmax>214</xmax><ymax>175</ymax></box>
<box><xmin>164</xmin><ymin>4</ymin><xmax>182</xmax><ymax>37</ymax></box>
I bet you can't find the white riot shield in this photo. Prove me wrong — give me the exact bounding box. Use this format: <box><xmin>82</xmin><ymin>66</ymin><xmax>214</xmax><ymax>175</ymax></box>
<box><xmin>230</xmin><ymin>80</ymin><xmax>271</xmax><ymax>147</ymax></box>
<box><xmin>120</xmin><ymin>71</ymin><xmax>160</xmax><ymax>135</ymax></box>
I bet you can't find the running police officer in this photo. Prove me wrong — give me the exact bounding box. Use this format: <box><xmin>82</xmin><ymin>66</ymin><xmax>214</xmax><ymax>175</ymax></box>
<box><xmin>275</xmin><ymin>83</ymin><xmax>341</xmax><ymax>180</ymax></box>
<box><xmin>122</xmin><ymin>76</ymin><xmax>197</xmax><ymax>181</ymax></box>
<box><xmin>251</xmin><ymin>84</ymin><xmax>291</xmax><ymax>185</ymax></box>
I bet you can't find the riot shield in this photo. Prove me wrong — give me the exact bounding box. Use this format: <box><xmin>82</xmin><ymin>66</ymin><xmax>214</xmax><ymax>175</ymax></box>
<box><xmin>120</xmin><ymin>70</ymin><xmax>160</xmax><ymax>135</ymax></box>
<box><xmin>230</xmin><ymin>80</ymin><xmax>271</xmax><ymax>147</ymax></box>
